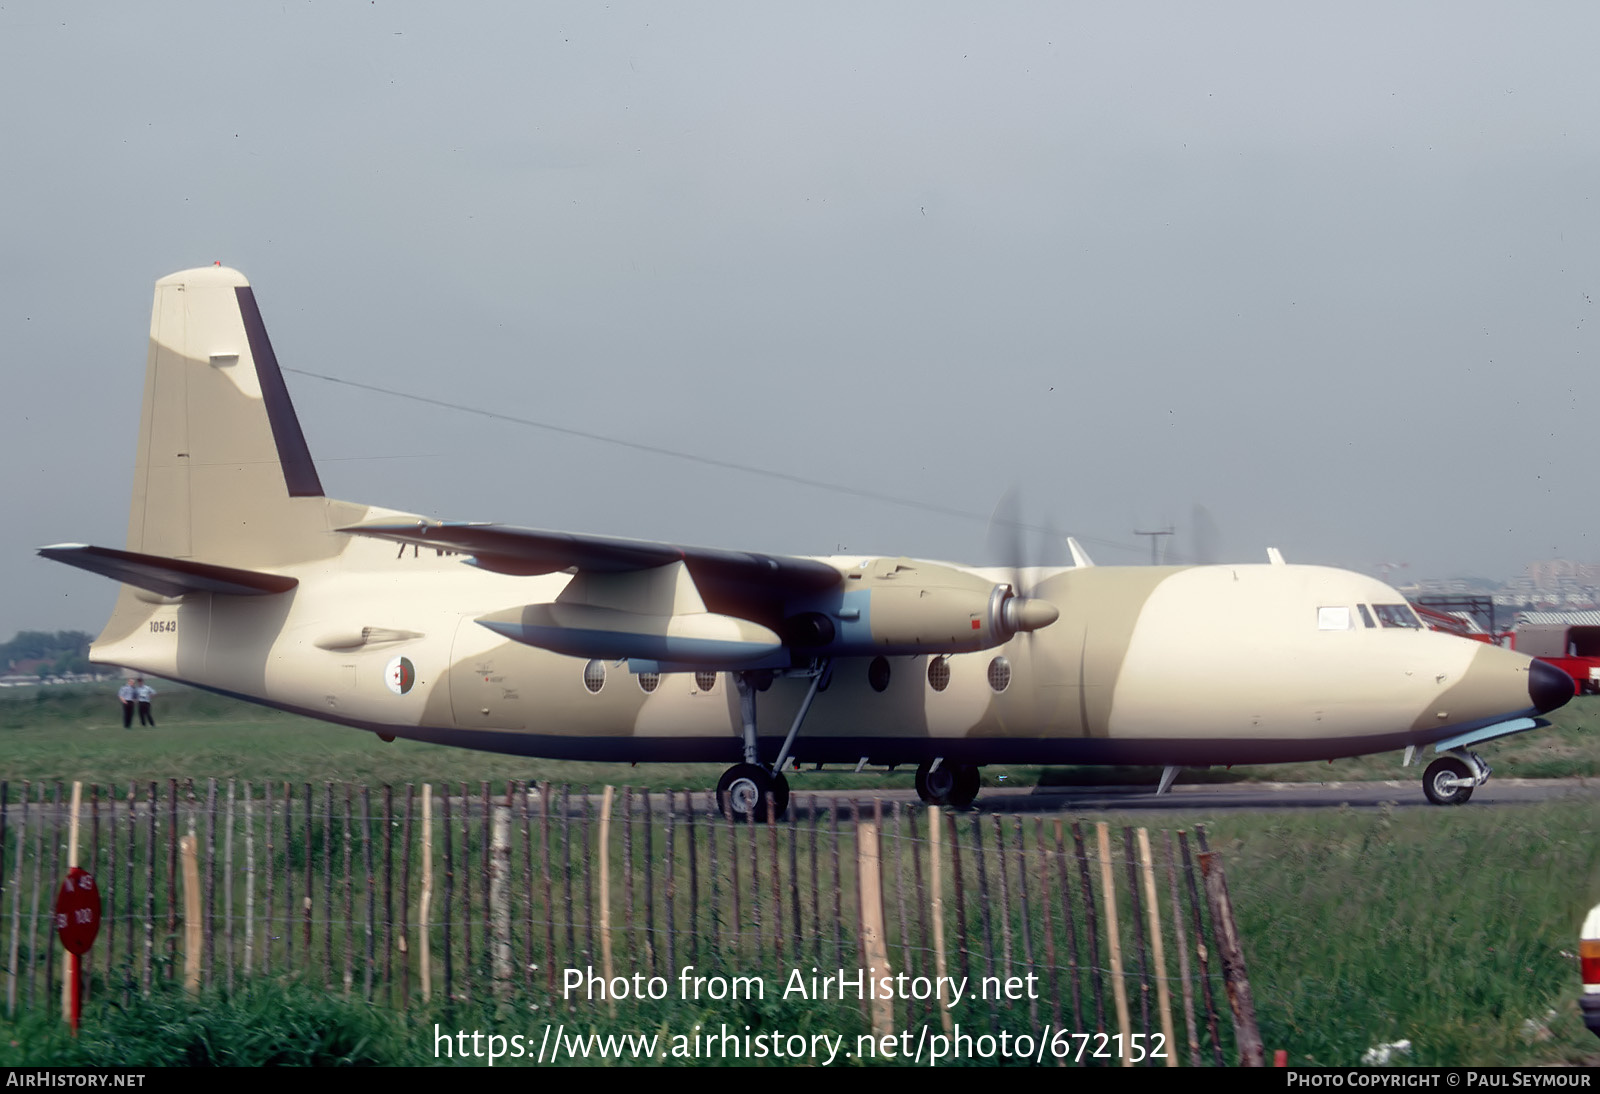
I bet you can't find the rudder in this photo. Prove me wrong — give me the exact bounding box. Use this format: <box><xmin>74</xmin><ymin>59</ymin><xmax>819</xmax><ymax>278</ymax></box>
<box><xmin>129</xmin><ymin>266</ymin><xmax>339</xmax><ymax>569</ymax></box>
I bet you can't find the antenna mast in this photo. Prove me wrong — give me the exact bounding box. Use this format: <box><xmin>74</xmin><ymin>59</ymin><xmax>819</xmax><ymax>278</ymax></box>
<box><xmin>1134</xmin><ymin>527</ymin><xmax>1174</xmax><ymax>566</ymax></box>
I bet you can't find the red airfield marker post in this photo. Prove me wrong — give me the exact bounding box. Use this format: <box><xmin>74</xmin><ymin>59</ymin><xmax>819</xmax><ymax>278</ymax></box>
<box><xmin>55</xmin><ymin>866</ymin><xmax>102</xmax><ymax>1033</ymax></box>
<box><xmin>56</xmin><ymin>781</ymin><xmax>103</xmax><ymax>1036</ymax></box>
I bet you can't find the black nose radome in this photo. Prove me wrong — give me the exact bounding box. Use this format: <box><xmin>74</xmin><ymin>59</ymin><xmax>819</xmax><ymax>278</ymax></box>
<box><xmin>1530</xmin><ymin>658</ymin><xmax>1575</xmax><ymax>715</ymax></box>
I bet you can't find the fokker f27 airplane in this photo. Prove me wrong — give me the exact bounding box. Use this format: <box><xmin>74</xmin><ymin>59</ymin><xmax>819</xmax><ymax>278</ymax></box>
<box><xmin>42</xmin><ymin>267</ymin><xmax>1571</xmax><ymax>817</ymax></box>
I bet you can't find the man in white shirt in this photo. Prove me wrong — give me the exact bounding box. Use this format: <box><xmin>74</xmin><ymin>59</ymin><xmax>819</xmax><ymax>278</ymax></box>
<box><xmin>117</xmin><ymin>679</ymin><xmax>135</xmax><ymax>728</ymax></box>
<box><xmin>133</xmin><ymin>678</ymin><xmax>156</xmax><ymax>726</ymax></box>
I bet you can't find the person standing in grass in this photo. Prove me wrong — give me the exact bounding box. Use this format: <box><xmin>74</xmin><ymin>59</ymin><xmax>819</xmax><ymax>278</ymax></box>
<box><xmin>133</xmin><ymin>677</ymin><xmax>156</xmax><ymax>726</ymax></box>
<box><xmin>117</xmin><ymin>678</ymin><xmax>136</xmax><ymax>728</ymax></box>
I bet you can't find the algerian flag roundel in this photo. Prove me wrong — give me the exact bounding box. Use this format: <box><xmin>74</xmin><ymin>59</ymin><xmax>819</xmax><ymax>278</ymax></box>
<box><xmin>385</xmin><ymin>656</ymin><xmax>416</xmax><ymax>695</ymax></box>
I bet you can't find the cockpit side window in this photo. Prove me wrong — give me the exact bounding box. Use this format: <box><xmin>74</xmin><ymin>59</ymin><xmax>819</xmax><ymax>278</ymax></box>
<box><xmin>1318</xmin><ymin>606</ymin><xmax>1352</xmax><ymax>630</ymax></box>
<box><xmin>1374</xmin><ymin>604</ymin><xmax>1422</xmax><ymax>629</ymax></box>
<box><xmin>1358</xmin><ymin>604</ymin><xmax>1376</xmax><ymax>628</ymax></box>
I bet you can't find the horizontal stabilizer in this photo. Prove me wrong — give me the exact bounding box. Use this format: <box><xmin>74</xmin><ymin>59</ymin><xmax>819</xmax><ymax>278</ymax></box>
<box><xmin>38</xmin><ymin>544</ymin><xmax>297</xmax><ymax>598</ymax></box>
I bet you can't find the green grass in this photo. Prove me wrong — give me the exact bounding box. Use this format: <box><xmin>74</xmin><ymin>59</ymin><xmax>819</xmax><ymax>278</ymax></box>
<box><xmin>0</xmin><ymin>973</ymin><xmax>882</xmax><ymax>1067</ymax></box>
<box><xmin>0</xmin><ymin>797</ymin><xmax>1595</xmax><ymax>1065</ymax></box>
<box><xmin>1202</xmin><ymin>803</ymin><xmax>1600</xmax><ymax>1066</ymax></box>
<box><xmin>3</xmin><ymin>681</ymin><xmax>1597</xmax><ymax>793</ymax></box>
<box><xmin>8</xmin><ymin>982</ymin><xmax>411</xmax><ymax>1066</ymax></box>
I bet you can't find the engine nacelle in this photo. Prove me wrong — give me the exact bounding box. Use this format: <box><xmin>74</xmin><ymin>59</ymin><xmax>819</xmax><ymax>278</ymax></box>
<box><xmin>477</xmin><ymin>602</ymin><xmax>784</xmax><ymax>665</ymax></box>
<box><xmin>784</xmin><ymin>557</ymin><xmax>1057</xmax><ymax>657</ymax></box>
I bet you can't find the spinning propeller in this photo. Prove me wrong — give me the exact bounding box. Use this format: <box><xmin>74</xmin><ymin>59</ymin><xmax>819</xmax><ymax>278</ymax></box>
<box><xmin>984</xmin><ymin>488</ymin><xmax>1060</xmax><ymax>640</ymax></box>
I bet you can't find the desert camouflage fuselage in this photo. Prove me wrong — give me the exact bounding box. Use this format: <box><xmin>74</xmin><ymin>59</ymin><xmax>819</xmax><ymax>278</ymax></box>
<box><xmin>50</xmin><ymin>267</ymin><xmax>1568</xmax><ymax>774</ymax></box>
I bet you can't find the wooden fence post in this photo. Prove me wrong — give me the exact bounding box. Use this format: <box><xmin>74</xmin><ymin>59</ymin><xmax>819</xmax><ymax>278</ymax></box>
<box><xmin>1096</xmin><ymin>822</ymin><xmax>1133</xmax><ymax>1067</ymax></box>
<box><xmin>180</xmin><ymin>835</ymin><xmax>200</xmax><ymax>994</ymax></box>
<box><xmin>344</xmin><ymin>785</ymin><xmax>356</xmax><ymax>996</ymax></box>
<box><xmin>664</xmin><ymin>791</ymin><xmax>677</xmax><ymax>976</ymax></box>
<box><xmin>622</xmin><ymin>787</ymin><xmax>634</xmax><ymax>967</ymax></box>
<box><xmin>1199</xmin><ymin>850</ymin><xmax>1264</xmax><ymax>1066</ymax></box>
<box><xmin>242</xmin><ymin>783</ymin><xmax>254</xmax><ymax>983</ymax></box>
<box><xmin>302</xmin><ymin>783</ymin><xmax>312</xmax><ymax>956</ymax></box>
<box><xmin>542</xmin><ymin>782</ymin><xmax>554</xmax><ymax>993</ymax></box>
<box><xmin>490</xmin><ymin>801</ymin><xmax>512</xmax><ymax>1000</ymax></box>
<box><xmin>224</xmin><ymin>781</ymin><xmax>234</xmax><ymax>993</ymax></box>
<box><xmin>929</xmin><ymin>806</ymin><xmax>952</xmax><ymax>1035</ymax></box>
<box><xmin>323</xmin><ymin>783</ymin><xmax>334</xmax><ymax>989</ymax></box>
<box><xmin>144</xmin><ymin>782</ymin><xmax>155</xmax><ymax>991</ymax></box>
<box><xmin>363</xmin><ymin>786</ymin><xmax>375</xmax><ymax>1002</ymax></box>
<box><xmin>420</xmin><ymin>784</ymin><xmax>433</xmax><ymax>1004</ymax></box>
<box><xmin>60</xmin><ymin>783</ymin><xmax>82</xmax><ymax>1021</ymax></box>
<box><xmin>599</xmin><ymin>785</ymin><xmax>615</xmax><ymax>1016</ymax></box>
<box><xmin>857</xmin><ymin>806</ymin><xmax>892</xmax><ymax>1041</ymax></box>
<box><xmin>1071</xmin><ymin>821</ymin><xmax>1103</xmax><ymax>1033</ymax></box>
<box><xmin>6</xmin><ymin>786</ymin><xmax>22</xmax><ymax>1016</ymax></box>
<box><xmin>1137</xmin><ymin>828</ymin><xmax>1178</xmax><ymax>1067</ymax></box>
<box><xmin>1179</xmin><ymin>830</ymin><xmax>1224</xmax><ymax>1065</ymax></box>
<box><xmin>1164</xmin><ymin>831</ymin><xmax>1200</xmax><ymax>1066</ymax></box>
<box><xmin>401</xmin><ymin>784</ymin><xmax>415</xmax><ymax>1008</ymax></box>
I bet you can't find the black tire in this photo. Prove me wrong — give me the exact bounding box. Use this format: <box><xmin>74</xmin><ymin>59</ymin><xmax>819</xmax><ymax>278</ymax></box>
<box><xmin>1423</xmin><ymin>757</ymin><xmax>1474</xmax><ymax>806</ymax></box>
<box><xmin>915</xmin><ymin>760</ymin><xmax>957</xmax><ymax>805</ymax></box>
<box><xmin>950</xmin><ymin>764</ymin><xmax>981</xmax><ymax>808</ymax></box>
<box><xmin>717</xmin><ymin>763</ymin><xmax>784</xmax><ymax>822</ymax></box>
<box><xmin>915</xmin><ymin>762</ymin><xmax>980</xmax><ymax>807</ymax></box>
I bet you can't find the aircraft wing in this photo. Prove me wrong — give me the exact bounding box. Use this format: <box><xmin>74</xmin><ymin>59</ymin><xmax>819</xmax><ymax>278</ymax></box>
<box><xmin>338</xmin><ymin>520</ymin><xmax>842</xmax><ymax>620</ymax></box>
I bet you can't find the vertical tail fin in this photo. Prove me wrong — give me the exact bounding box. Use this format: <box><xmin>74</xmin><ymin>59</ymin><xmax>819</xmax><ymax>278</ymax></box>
<box><xmin>130</xmin><ymin>266</ymin><xmax>343</xmax><ymax>568</ymax></box>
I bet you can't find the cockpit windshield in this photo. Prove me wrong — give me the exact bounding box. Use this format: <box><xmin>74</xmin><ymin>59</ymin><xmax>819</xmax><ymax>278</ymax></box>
<box><xmin>1373</xmin><ymin>604</ymin><xmax>1423</xmax><ymax>629</ymax></box>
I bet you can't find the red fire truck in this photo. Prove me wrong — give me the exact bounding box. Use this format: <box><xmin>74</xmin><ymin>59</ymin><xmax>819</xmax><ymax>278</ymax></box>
<box><xmin>1412</xmin><ymin>598</ymin><xmax>1600</xmax><ymax>696</ymax></box>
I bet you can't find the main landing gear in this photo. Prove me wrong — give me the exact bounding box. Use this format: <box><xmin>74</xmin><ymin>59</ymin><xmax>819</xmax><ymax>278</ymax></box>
<box><xmin>1422</xmin><ymin>750</ymin><xmax>1490</xmax><ymax>806</ymax></box>
<box><xmin>716</xmin><ymin>763</ymin><xmax>789</xmax><ymax>824</ymax></box>
<box><xmin>914</xmin><ymin>759</ymin><xmax>980</xmax><ymax>808</ymax></box>
<box><xmin>715</xmin><ymin>662</ymin><xmax>829</xmax><ymax>823</ymax></box>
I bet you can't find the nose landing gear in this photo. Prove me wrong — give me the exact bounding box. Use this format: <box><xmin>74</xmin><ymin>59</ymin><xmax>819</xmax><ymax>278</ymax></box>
<box><xmin>1422</xmin><ymin>750</ymin><xmax>1491</xmax><ymax>806</ymax></box>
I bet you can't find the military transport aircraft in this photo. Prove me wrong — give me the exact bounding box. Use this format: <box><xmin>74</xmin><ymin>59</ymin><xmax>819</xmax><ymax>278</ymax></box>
<box><xmin>41</xmin><ymin>267</ymin><xmax>1572</xmax><ymax>818</ymax></box>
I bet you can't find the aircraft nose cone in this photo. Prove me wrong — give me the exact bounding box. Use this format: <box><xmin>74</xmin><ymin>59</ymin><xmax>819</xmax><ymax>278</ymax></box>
<box><xmin>1529</xmin><ymin>658</ymin><xmax>1574</xmax><ymax>715</ymax></box>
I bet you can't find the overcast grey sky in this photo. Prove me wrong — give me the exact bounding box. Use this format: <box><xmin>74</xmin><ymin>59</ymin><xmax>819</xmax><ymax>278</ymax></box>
<box><xmin>4</xmin><ymin>3</ymin><xmax>1598</xmax><ymax>637</ymax></box>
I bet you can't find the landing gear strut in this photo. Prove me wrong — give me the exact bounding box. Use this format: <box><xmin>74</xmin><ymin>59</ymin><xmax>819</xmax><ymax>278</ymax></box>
<box><xmin>915</xmin><ymin>759</ymin><xmax>981</xmax><ymax>808</ymax></box>
<box><xmin>715</xmin><ymin>662</ymin><xmax>829</xmax><ymax>823</ymax></box>
<box><xmin>1422</xmin><ymin>750</ymin><xmax>1490</xmax><ymax>806</ymax></box>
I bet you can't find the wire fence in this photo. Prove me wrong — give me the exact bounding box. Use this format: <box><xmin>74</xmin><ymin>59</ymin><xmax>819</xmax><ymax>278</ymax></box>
<box><xmin>0</xmin><ymin>779</ymin><xmax>1263</xmax><ymax>1065</ymax></box>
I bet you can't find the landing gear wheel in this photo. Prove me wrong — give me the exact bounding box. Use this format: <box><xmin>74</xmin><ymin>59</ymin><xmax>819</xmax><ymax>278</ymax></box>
<box><xmin>915</xmin><ymin>762</ymin><xmax>981</xmax><ymax>808</ymax></box>
<box><xmin>916</xmin><ymin>760</ymin><xmax>957</xmax><ymax>805</ymax></box>
<box><xmin>951</xmin><ymin>764</ymin><xmax>981</xmax><ymax>808</ymax></box>
<box><xmin>1423</xmin><ymin>756</ymin><xmax>1475</xmax><ymax>806</ymax></box>
<box><xmin>716</xmin><ymin>764</ymin><xmax>789</xmax><ymax>822</ymax></box>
